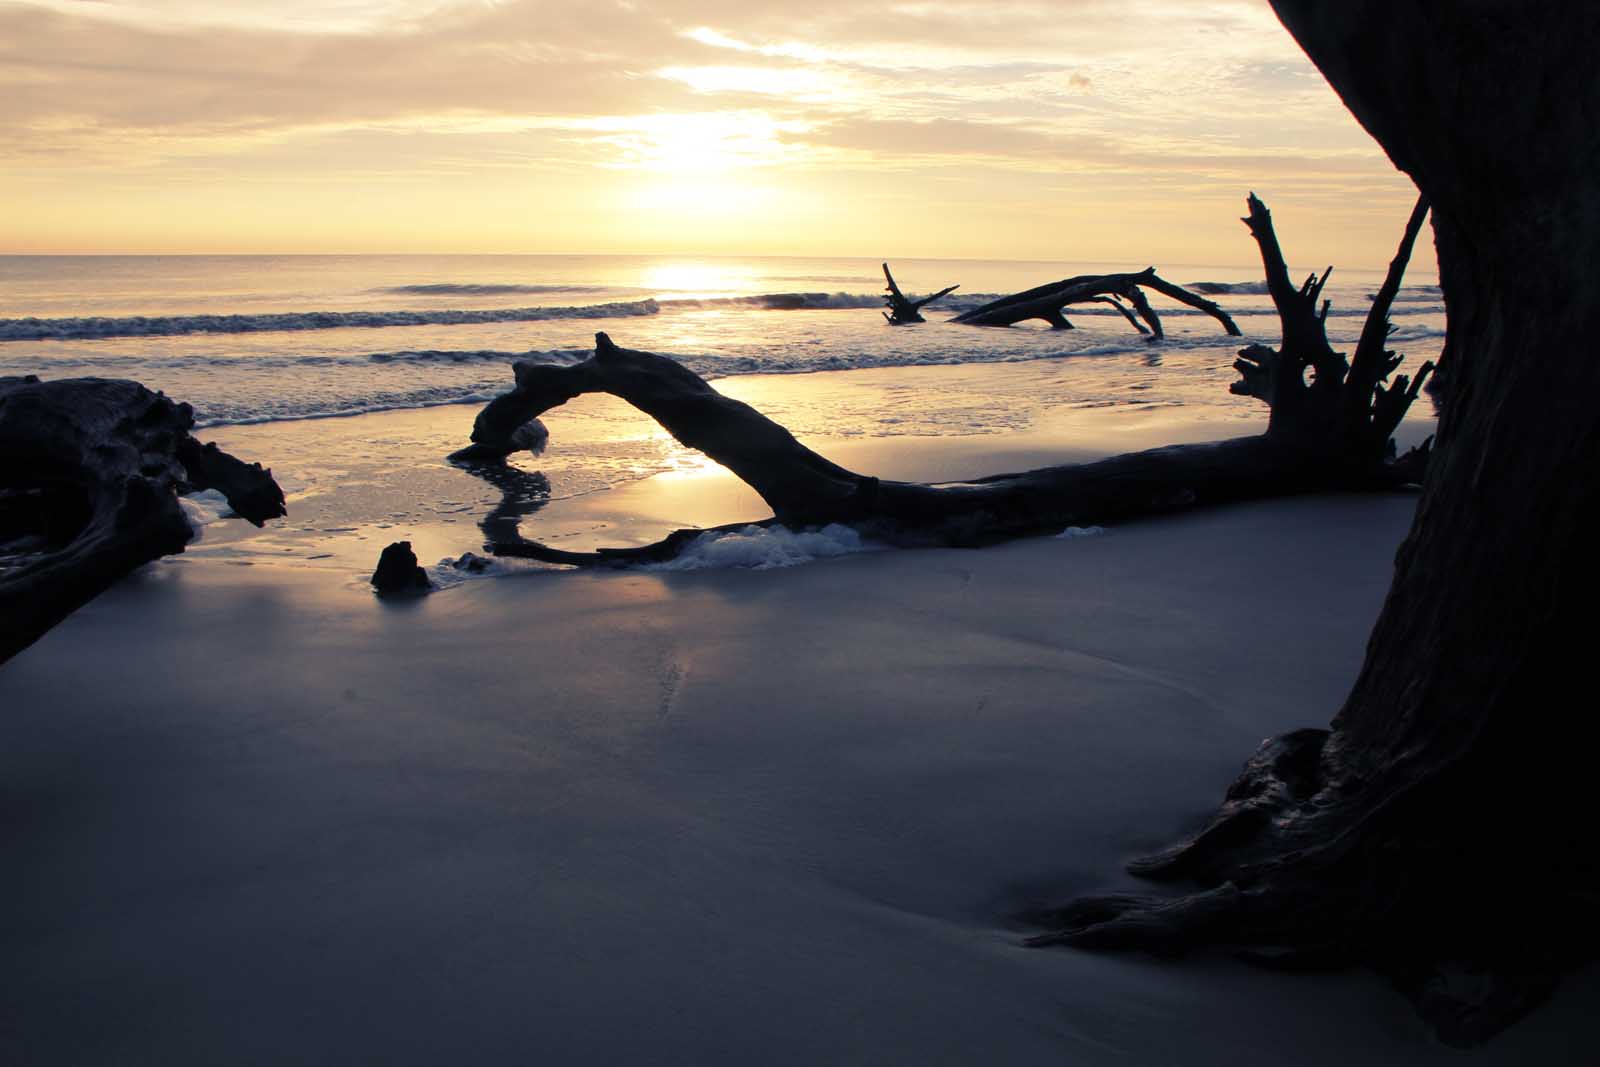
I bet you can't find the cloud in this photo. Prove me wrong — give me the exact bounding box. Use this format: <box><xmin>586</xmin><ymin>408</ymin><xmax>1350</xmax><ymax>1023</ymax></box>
<box><xmin>0</xmin><ymin>0</ymin><xmax>1418</xmax><ymax>259</ymax></box>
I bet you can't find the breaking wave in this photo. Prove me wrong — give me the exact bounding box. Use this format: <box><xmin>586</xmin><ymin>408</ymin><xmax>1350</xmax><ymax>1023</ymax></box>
<box><xmin>0</xmin><ymin>300</ymin><xmax>664</xmax><ymax>342</ymax></box>
<box><xmin>1188</xmin><ymin>280</ymin><xmax>1270</xmax><ymax>295</ymax></box>
<box><xmin>379</xmin><ymin>283</ymin><xmax>624</xmax><ymax>296</ymax></box>
<box><xmin>659</xmin><ymin>292</ymin><xmax>882</xmax><ymax>311</ymax></box>
<box><xmin>0</xmin><ymin>292</ymin><xmax>899</xmax><ymax>341</ymax></box>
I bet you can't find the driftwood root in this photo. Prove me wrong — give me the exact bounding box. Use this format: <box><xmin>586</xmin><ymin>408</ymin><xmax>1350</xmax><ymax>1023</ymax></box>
<box><xmin>0</xmin><ymin>376</ymin><xmax>285</xmax><ymax>663</ymax></box>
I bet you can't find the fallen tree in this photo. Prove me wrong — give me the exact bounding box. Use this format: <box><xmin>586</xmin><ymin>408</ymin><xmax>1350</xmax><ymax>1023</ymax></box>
<box><xmin>451</xmin><ymin>193</ymin><xmax>1428</xmax><ymax>567</ymax></box>
<box><xmin>1026</xmin><ymin>0</ymin><xmax>1600</xmax><ymax>1047</ymax></box>
<box><xmin>0</xmin><ymin>376</ymin><xmax>285</xmax><ymax>663</ymax></box>
<box><xmin>951</xmin><ymin>268</ymin><xmax>1243</xmax><ymax>338</ymax></box>
<box><xmin>881</xmin><ymin>263</ymin><xmax>958</xmax><ymax>325</ymax></box>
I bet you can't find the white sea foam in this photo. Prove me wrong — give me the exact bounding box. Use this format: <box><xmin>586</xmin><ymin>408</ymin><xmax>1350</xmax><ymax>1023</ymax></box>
<box><xmin>427</xmin><ymin>552</ymin><xmax>548</xmax><ymax>588</ymax></box>
<box><xmin>177</xmin><ymin>489</ymin><xmax>232</xmax><ymax>535</ymax></box>
<box><xmin>648</xmin><ymin>523</ymin><xmax>878</xmax><ymax>572</ymax></box>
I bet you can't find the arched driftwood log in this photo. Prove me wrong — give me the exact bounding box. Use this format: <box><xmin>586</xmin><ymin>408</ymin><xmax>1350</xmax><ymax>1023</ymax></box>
<box><xmin>453</xmin><ymin>194</ymin><xmax>1428</xmax><ymax>567</ymax></box>
<box><xmin>952</xmin><ymin>268</ymin><xmax>1243</xmax><ymax>338</ymax></box>
<box><xmin>0</xmin><ymin>376</ymin><xmax>285</xmax><ymax>663</ymax></box>
<box><xmin>1029</xmin><ymin>0</ymin><xmax>1600</xmax><ymax>1048</ymax></box>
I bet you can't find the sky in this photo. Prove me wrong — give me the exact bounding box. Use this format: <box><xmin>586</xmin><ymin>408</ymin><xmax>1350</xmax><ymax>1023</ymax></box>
<box><xmin>1</xmin><ymin>0</ymin><xmax>1425</xmax><ymax>265</ymax></box>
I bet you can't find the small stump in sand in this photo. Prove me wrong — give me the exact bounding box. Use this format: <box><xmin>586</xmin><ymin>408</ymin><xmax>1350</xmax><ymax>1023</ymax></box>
<box><xmin>371</xmin><ymin>541</ymin><xmax>431</xmax><ymax>595</ymax></box>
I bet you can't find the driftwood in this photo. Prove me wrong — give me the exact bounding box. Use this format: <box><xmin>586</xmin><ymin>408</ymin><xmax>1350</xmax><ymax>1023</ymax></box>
<box><xmin>0</xmin><ymin>376</ymin><xmax>285</xmax><ymax>663</ymax></box>
<box><xmin>952</xmin><ymin>268</ymin><xmax>1243</xmax><ymax>339</ymax></box>
<box><xmin>881</xmin><ymin>263</ymin><xmax>959</xmax><ymax>325</ymax></box>
<box><xmin>1025</xmin><ymin>0</ymin><xmax>1600</xmax><ymax>1045</ymax></box>
<box><xmin>453</xmin><ymin>195</ymin><xmax>1428</xmax><ymax>567</ymax></box>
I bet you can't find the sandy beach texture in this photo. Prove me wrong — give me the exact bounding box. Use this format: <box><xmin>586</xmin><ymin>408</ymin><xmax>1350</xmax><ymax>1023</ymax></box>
<box><xmin>4</xmin><ymin>369</ymin><xmax>1592</xmax><ymax>1064</ymax></box>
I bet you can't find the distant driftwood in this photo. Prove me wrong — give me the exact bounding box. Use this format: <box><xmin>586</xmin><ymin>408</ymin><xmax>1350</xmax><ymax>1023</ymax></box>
<box><xmin>881</xmin><ymin>263</ymin><xmax>958</xmax><ymax>325</ymax></box>
<box><xmin>453</xmin><ymin>194</ymin><xmax>1430</xmax><ymax>568</ymax></box>
<box><xmin>951</xmin><ymin>268</ymin><xmax>1243</xmax><ymax>338</ymax></box>
<box><xmin>0</xmin><ymin>376</ymin><xmax>284</xmax><ymax>663</ymax></box>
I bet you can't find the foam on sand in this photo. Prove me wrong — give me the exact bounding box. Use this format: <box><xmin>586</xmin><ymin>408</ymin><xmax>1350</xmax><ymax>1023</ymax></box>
<box><xmin>648</xmin><ymin>522</ymin><xmax>878</xmax><ymax>571</ymax></box>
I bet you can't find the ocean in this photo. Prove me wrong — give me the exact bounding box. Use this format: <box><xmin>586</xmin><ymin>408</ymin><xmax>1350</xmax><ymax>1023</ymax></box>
<box><xmin>0</xmin><ymin>253</ymin><xmax>1444</xmax><ymax>567</ymax></box>
<box><xmin>0</xmin><ymin>253</ymin><xmax>1443</xmax><ymax>426</ymax></box>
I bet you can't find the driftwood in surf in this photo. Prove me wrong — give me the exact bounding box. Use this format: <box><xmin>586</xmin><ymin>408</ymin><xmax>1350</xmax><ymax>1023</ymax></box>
<box><xmin>452</xmin><ymin>194</ymin><xmax>1429</xmax><ymax>567</ymax></box>
<box><xmin>951</xmin><ymin>268</ymin><xmax>1243</xmax><ymax>339</ymax></box>
<box><xmin>0</xmin><ymin>376</ymin><xmax>285</xmax><ymax>663</ymax></box>
<box><xmin>881</xmin><ymin>263</ymin><xmax>959</xmax><ymax>325</ymax></box>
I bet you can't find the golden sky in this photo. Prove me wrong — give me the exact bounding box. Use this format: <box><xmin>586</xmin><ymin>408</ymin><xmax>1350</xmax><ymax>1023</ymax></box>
<box><xmin>2</xmin><ymin>0</ymin><xmax>1423</xmax><ymax>265</ymax></box>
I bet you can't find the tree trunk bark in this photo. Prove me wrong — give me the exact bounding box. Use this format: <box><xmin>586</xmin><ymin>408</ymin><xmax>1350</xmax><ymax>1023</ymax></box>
<box><xmin>1033</xmin><ymin>1</ymin><xmax>1600</xmax><ymax>1046</ymax></box>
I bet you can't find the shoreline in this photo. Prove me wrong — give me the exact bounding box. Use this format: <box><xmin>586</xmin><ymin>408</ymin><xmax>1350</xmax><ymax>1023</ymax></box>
<box><xmin>190</xmin><ymin>356</ymin><xmax>1436</xmax><ymax>577</ymax></box>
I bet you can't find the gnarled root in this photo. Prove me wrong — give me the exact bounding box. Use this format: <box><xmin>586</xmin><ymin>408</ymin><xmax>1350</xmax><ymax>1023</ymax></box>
<box><xmin>1027</xmin><ymin>718</ymin><xmax>1597</xmax><ymax>1047</ymax></box>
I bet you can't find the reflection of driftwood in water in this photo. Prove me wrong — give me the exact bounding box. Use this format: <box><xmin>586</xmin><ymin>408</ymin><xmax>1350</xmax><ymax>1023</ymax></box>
<box><xmin>450</xmin><ymin>196</ymin><xmax>1429</xmax><ymax>568</ymax></box>
<box><xmin>0</xmin><ymin>376</ymin><xmax>284</xmax><ymax>663</ymax></box>
<box><xmin>951</xmin><ymin>268</ymin><xmax>1243</xmax><ymax>339</ymax></box>
<box><xmin>449</xmin><ymin>455</ymin><xmax>552</xmax><ymax>548</ymax></box>
<box><xmin>881</xmin><ymin>263</ymin><xmax>958</xmax><ymax>325</ymax></box>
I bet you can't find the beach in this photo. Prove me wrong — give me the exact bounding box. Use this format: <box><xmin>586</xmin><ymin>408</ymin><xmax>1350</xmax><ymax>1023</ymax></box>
<box><xmin>11</xmin><ymin>256</ymin><xmax>1589</xmax><ymax>1063</ymax></box>
<box><xmin>6</xmin><ymin>361</ymin><xmax>1596</xmax><ymax>1063</ymax></box>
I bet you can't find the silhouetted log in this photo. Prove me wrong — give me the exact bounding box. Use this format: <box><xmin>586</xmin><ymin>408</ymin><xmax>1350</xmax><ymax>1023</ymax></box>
<box><xmin>1032</xmin><ymin>0</ymin><xmax>1600</xmax><ymax>1046</ymax></box>
<box><xmin>454</xmin><ymin>196</ymin><xmax>1425</xmax><ymax>564</ymax></box>
<box><xmin>951</xmin><ymin>268</ymin><xmax>1243</xmax><ymax>339</ymax></box>
<box><xmin>881</xmin><ymin>263</ymin><xmax>958</xmax><ymax>325</ymax></box>
<box><xmin>0</xmin><ymin>376</ymin><xmax>285</xmax><ymax>664</ymax></box>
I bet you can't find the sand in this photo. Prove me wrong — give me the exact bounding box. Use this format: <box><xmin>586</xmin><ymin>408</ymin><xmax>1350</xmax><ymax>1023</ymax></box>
<box><xmin>3</xmin><ymin>371</ymin><xmax>1592</xmax><ymax>1064</ymax></box>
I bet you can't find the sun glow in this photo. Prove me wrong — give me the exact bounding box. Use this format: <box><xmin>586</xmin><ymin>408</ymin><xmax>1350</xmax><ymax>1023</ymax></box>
<box><xmin>578</xmin><ymin>112</ymin><xmax>807</xmax><ymax>174</ymax></box>
<box><xmin>639</xmin><ymin>262</ymin><xmax>752</xmax><ymax>295</ymax></box>
<box><xmin>571</xmin><ymin>111</ymin><xmax>806</xmax><ymax>223</ymax></box>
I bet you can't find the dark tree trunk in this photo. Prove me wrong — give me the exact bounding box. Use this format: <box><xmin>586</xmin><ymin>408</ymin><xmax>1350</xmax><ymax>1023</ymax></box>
<box><xmin>1032</xmin><ymin>1</ymin><xmax>1600</xmax><ymax>1046</ymax></box>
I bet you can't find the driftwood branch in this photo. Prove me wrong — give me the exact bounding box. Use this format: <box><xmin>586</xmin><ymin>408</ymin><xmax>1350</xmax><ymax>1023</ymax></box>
<box><xmin>1024</xmin><ymin>192</ymin><xmax>1467</xmax><ymax>1035</ymax></box>
<box><xmin>0</xmin><ymin>376</ymin><xmax>285</xmax><ymax>663</ymax></box>
<box><xmin>1230</xmin><ymin>192</ymin><xmax>1433</xmax><ymax>461</ymax></box>
<box><xmin>451</xmin><ymin>197</ymin><xmax>1430</xmax><ymax>566</ymax></box>
<box><xmin>951</xmin><ymin>268</ymin><xmax>1242</xmax><ymax>339</ymax></box>
<box><xmin>881</xmin><ymin>263</ymin><xmax>959</xmax><ymax>325</ymax></box>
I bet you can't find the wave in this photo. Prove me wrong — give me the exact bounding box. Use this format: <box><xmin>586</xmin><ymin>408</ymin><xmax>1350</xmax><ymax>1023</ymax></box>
<box><xmin>1187</xmin><ymin>280</ymin><xmax>1270</xmax><ymax>295</ymax></box>
<box><xmin>659</xmin><ymin>292</ymin><xmax>882</xmax><ymax>310</ymax></box>
<box><xmin>0</xmin><ymin>300</ymin><xmax>663</xmax><ymax>342</ymax></box>
<box><xmin>365</xmin><ymin>346</ymin><xmax>589</xmax><ymax>365</ymax></box>
<box><xmin>0</xmin><ymin>291</ymin><xmax>896</xmax><ymax>341</ymax></box>
<box><xmin>192</xmin><ymin>386</ymin><xmax>508</xmax><ymax>429</ymax></box>
<box><xmin>379</xmin><ymin>283</ymin><xmax>624</xmax><ymax>296</ymax></box>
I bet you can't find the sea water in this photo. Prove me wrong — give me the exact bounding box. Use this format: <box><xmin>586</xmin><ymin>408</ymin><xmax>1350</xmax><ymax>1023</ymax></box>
<box><xmin>0</xmin><ymin>253</ymin><xmax>1444</xmax><ymax>566</ymax></box>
